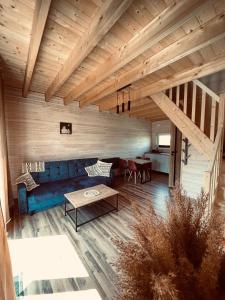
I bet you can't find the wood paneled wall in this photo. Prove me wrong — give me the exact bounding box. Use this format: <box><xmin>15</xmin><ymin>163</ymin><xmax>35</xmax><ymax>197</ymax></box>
<box><xmin>0</xmin><ymin>77</ymin><xmax>10</xmax><ymax>222</ymax></box>
<box><xmin>180</xmin><ymin>142</ymin><xmax>209</xmax><ymax>198</ymax></box>
<box><xmin>4</xmin><ymin>87</ymin><xmax>151</xmax><ymax>198</ymax></box>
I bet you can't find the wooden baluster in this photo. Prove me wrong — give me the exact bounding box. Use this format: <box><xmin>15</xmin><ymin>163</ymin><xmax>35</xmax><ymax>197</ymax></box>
<box><xmin>203</xmin><ymin>171</ymin><xmax>210</xmax><ymax>194</ymax></box>
<box><xmin>200</xmin><ymin>90</ymin><xmax>206</xmax><ymax>132</ymax></box>
<box><xmin>218</xmin><ymin>94</ymin><xmax>225</xmax><ymax>127</ymax></box>
<box><xmin>176</xmin><ymin>85</ymin><xmax>180</xmax><ymax>107</ymax></box>
<box><xmin>183</xmin><ymin>82</ymin><xmax>188</xmax><ymax>114</ymax></box>
<box><xmin>191</xmin><ymin>82</ymin><xmax>196</xmax><ymax>122</ymax></box>
<box><xmin>210</xmin><ymin>98</ymin><xmax>216</xmax><ymax>141</ymax></box>
<box><xmin>212</xmin><ymin>168</ymin><xmax>215</xmax><ymax>208</ymax></box>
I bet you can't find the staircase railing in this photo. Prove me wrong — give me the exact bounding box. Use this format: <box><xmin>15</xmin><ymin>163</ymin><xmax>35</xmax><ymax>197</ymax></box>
<box><xmin>203</xmin><ymin>95</ymin><xmax>224</xmax><ymax>211</ymax></box>
<box><xmin>166</xmin><ymin>79</ymin><xmax>220</xmax><ymax>144</ymax></box>
<box><xmin>165</xmin><ymin>83</ymin><xmax>224</xmax><ymax>211</ymax></box>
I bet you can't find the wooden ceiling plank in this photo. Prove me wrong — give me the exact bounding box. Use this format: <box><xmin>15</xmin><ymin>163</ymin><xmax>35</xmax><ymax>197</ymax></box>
<box><xmin>146</xmin><ymin>116</ymin><xmax>168</xmax><ymax>121</ymax></box>
<box><xmin>129</xmin><ymin>104</ymin><xmax>161</xmax><ymax>115</ymax></box>
<box><xmin>80</xmin><ymin>12</ymin><xmax>225</xmax><ymax>106</ymax></box>
<box><xmin>64</xmin><ymin>0</ymin><xmax>209</xmax><ymax>105</ymax></box>
<box><xmin>23</xmin><ymin>0</ymin><xmax>52</xmax><ymax>97</ymax></box>
<box><xmin>99</xmin><ymin>53</ymin><xmax>225</xmax><ymax>111</ymax></box>
<box><xmin>131</xmin><ymin>107</ymin><xmax>164</xmax><ymax>117</ymax></box>
<box><xmin>45</xmin><ymin>0</ymin><xmax>133</xmax><ymax>102</ymax></box>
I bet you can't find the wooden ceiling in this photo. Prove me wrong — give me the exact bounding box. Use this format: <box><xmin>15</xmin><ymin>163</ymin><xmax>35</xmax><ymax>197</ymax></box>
<box><xmin>0</xmin><ymin>0</ymin><xmax>225</xmax><ymax>122</ymax></box>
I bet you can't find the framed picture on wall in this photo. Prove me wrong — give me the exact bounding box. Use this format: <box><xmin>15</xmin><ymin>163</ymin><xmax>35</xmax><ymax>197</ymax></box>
<box><xmin>60</xmin><ymin>122</ymin><xmax>72</xmax><ymax>134</ymax></box>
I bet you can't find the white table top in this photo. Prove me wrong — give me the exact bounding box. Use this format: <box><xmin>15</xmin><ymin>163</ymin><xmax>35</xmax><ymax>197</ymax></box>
<box><xmin>124</xmin><ymin>158</ymin><xmax>151</xmax><ymax>165</ymax></box>
<box><xmin>64</xmin><ymin>184</ymin><xmax>119</xmax><ymax>209</ymax></box>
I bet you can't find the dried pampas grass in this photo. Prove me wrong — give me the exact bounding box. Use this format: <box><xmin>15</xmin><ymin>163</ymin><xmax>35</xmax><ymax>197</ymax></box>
<box><xmin>114</xmin><ymin>186</ymin><xmax>225</xmax><ymax>300</ymax></box>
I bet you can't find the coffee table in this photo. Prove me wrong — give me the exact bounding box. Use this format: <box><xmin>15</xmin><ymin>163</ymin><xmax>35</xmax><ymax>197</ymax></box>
<box><xmin>64</xmin><ymin>184</ymin><xmax>119</xmax><ymax>231</ymax></box>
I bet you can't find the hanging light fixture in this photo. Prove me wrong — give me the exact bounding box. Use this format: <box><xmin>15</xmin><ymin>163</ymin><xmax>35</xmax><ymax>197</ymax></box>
<box><xmin>128</xmin><ymin>86</ymin><xmax>131</xmax><ymax>111</ymax></box>
<box><xmin>116</xmin><ymin>84</ymin><xmax>132</xmax><ymax>114</ymax></box>
<box><xmin>116</xmin><ymin>90</ymin><xmax>119</xmax><ymax>114</ymax></box>
<box><xmin>122</xmin><ymin>91</ymin><xmax>125</xmax><ymax>113</ymax></box>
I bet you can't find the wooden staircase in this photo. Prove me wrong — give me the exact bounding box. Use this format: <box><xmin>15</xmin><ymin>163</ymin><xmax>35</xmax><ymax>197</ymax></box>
<box><xmin>150</xmin><ymin>80</ymin><xmax>225</xmax><ymax>212</ymax></box>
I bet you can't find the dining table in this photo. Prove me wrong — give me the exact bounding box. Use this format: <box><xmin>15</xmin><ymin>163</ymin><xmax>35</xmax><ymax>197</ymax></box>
<box><xmin>125</xmin><ymin>158</ymin><xmax>152</xmax><ymax>184</ymax></box>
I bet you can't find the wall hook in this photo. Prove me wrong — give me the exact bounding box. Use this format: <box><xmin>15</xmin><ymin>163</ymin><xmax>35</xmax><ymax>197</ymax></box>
<box><xmin>182</xmin><ymin>138</ymin><xmax>191</xmax><ymax>165</ymax></box>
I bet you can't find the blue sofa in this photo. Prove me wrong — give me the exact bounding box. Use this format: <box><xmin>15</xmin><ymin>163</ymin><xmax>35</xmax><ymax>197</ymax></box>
<box><xmin>18</xmin><ymin>158</ymin><xmax>112</xmax><ymax>215</ymax></box>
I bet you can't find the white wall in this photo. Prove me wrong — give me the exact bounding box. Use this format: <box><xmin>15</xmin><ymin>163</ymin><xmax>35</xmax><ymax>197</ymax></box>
<box><xmin>200</xmin><ymin>70</ymin><xmax>225</xmax><ymax>95</ymax></box>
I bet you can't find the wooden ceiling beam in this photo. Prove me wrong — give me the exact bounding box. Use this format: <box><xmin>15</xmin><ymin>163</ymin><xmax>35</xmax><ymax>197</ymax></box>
<box><xmin>80</xmin><ymin>12</ymin><xmax>225</xmax><ymax>107</ymax></box>
<box><xmin>23</xmin><ymin>0</ymin><xmax>51</xmax><ymax>97</ymax></box>
<box><xmin>99</xmin><ymin>54</ymin><xmax>225</xmax><ymax>111</ymax></box>
<box><xmin>45</xmin><ymin>0</ymin><xmax>132</xmax><ymax>102</ymax></box>
<box><xmin>64</xmin><ymin>0</ymin><xmax>207</xmax><ymax>105</ymax></box>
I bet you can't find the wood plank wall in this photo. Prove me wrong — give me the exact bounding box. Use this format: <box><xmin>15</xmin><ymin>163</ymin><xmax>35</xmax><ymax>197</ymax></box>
<box><xmin>0</xmin><ymin>77</ymin><xmax>10</xmax><ymax>222</ymax></box>
<box><xmin>180</xmin><ymin>141</ymin><xmax>209</xmax><ymax>198</ymax></box>
<box><xmin>4</xmin><ymin>87</ymin><xmax>151</xmax><ymax>198</ymax></box>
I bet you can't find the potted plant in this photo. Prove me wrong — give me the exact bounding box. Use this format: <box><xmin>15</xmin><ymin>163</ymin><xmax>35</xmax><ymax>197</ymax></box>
<box><xmin>114</xmin><ymin>186</ymin><xmax>225</xmax><ymax>300</ymax></box>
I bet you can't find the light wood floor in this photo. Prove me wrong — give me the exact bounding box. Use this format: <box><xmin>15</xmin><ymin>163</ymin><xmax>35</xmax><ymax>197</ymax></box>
<box><xmin>8</xmin><ymin>173</ymin><xmax>170</xmax><ymax>300</ymax></box>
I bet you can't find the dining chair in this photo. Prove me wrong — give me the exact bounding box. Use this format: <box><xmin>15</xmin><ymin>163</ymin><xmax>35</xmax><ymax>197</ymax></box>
<box><xmin>119</xmin><ymin>159</ymin><xmax>128</xmax><ymax>178</ymax></box>
<box><xmin>141</xmin><ymin>157</ymin><xmax>151</xmax><ymax>181</ymax></box>
<box><xmin>128</xmin><ymin>160</ymin><xmax>141</xmax><ymax>184</ymax></box>
<box><xmin>145</xmin><ymin>161</ymin><xmax>152</xmax><ymax>181</ymax></box>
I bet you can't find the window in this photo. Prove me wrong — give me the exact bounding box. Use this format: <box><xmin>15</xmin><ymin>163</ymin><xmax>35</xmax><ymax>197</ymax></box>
<box><xmin>158</xmin><ymin>134</ymin><xmax>171</xmax><ymax>148</ymax></box>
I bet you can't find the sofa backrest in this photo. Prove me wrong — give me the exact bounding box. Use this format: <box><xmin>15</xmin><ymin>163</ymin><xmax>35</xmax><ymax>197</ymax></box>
<box><xmin>101</xmin><ymin>157</ymin><xmax>120</xmax><ymax>168</ymax></box>
<box><xmin>68</xmin><ymin>158</ymin><xmax>97</xmax><ymax>178</ymax></box>
<box><xmin>31</xmin><ymin>158</ymin><xmax>97</xmax><ymax>184</ymax></box>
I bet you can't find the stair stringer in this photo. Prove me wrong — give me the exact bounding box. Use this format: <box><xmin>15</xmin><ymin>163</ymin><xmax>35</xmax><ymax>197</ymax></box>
<box><xmin>150</xmin><ymin>92</ymin><xmax>214</xmax><ymax>160</ymax></box>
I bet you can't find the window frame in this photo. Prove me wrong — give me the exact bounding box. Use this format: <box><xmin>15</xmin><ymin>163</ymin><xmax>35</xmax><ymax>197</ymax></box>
<box><xmin>157</xmin><ymin>133</ymin><xmax>171</xmax><ymax>148</ymax></box>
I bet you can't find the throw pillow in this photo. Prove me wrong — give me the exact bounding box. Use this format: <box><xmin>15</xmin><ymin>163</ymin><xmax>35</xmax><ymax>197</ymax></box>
<box><xmin>85</xmin><ymin>163</ymin><xmax>102</xmax><ymax>177</ymax></box>
<box><xmin>22</xmin><ymin>161</ymin><xmax>45</xmax><ymax>173</ymax></box>
<box><xmin>97</xmin><ymin>160</ymin><xmax>112</xmax><ymax>177</ymax></box>
<box><xmin>16</xmin><ymin>172</ymin><xmax>39</xmax><ymax>191</ymax></box>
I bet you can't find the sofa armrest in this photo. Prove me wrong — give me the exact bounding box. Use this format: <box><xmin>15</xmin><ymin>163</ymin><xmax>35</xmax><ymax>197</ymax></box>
<box><xmin>18</xmin><ymin>183</ymin><xmax>28</xmax><ymax>214</ymax></box>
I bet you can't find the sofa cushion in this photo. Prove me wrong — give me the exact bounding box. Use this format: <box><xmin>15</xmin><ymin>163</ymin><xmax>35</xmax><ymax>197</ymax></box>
<box><xmin>27</xmin><ymin>178</ymin><xmax>82</xmax><ymax>213</ymax></box>
<box><xmin>68</xmin><ymin>158</ymin><xmax>98</xmax><ymax>178</ymax></box>
<box><xmin>16</xmin><ymin>172</ymin><xmax>39</xmax><ymax>191</ymax></box>
<box><xmin>32</xmin><ymin>160</ymin><xmax>69</xmax><ymax>183</ymax></box>
<box><xmin>78</xmin><ymin>176</ymin><xmax>109</xmax><ymax>189</ymax></box>
<box><xmin>97</xmin><ymin>160</ymin><xmax>112</xmax><ymax>177</ymax></box>
<box><xmin>49</xmin><ymin>161</ymin><xmax>69</xmax><ymax>181</ymax></box>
